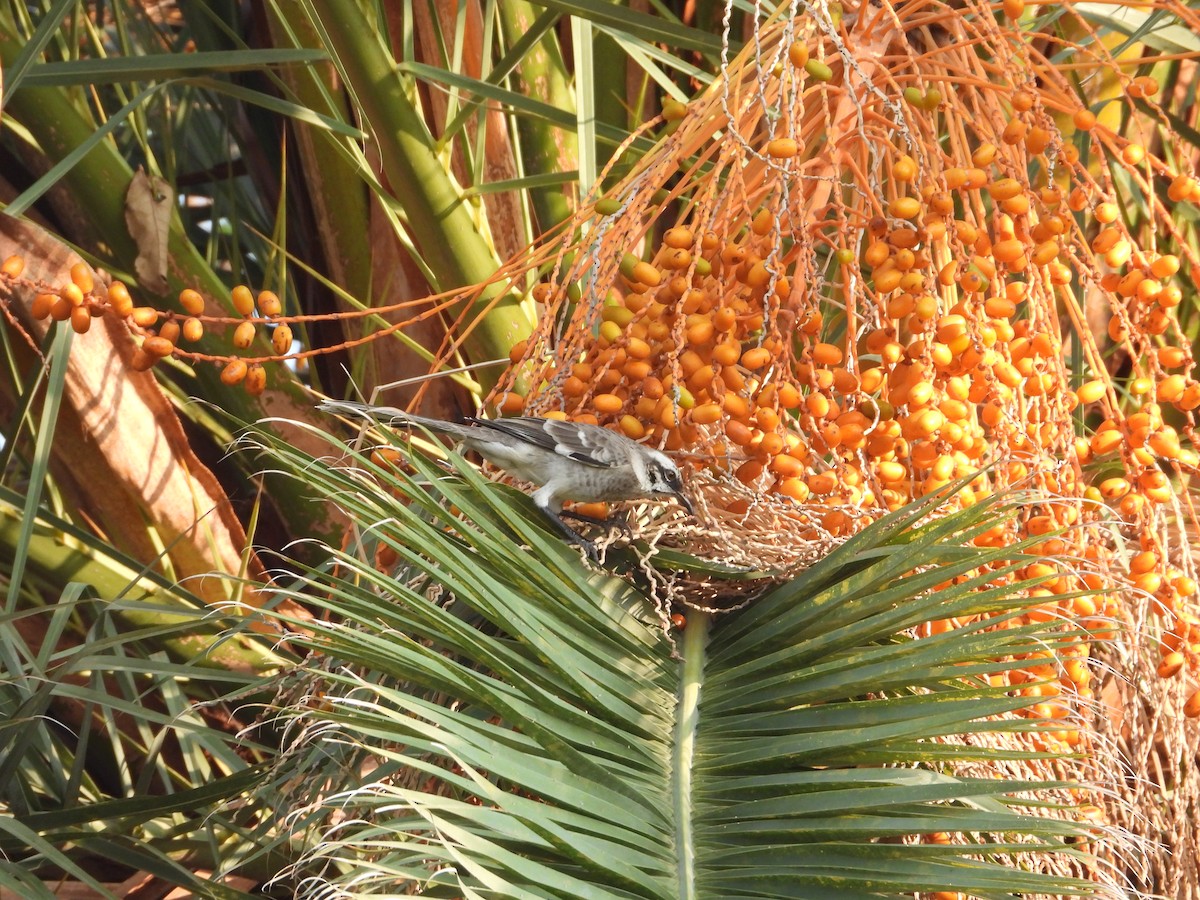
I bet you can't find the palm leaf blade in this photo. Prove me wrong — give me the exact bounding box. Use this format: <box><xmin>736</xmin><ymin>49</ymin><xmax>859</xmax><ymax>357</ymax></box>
<box><xmin>254</xmin><ymin>426</ymin><xmax>1113</xmax><ymax>898</ymax></box>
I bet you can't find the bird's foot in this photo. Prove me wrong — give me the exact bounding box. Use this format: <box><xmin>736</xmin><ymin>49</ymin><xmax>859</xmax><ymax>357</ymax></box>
<box><xmin>577</xmin><ymin>536</ymin><xmax>600</xmax><ymax>564</ymax></box>
<box><xmin>560</xmin><ymin>509</ymin><xmax>633</xmax><ymax>541</ymax></box>
<box><xmin>545</xmin><ymin>510</ymin><xmax>603</xmax><ymax>563</ymax></box>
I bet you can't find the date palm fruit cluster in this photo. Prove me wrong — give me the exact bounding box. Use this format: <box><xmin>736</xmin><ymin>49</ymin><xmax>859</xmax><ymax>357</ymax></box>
<box><xmin>7</xmin><ymin>254</ymin><xmax>288</xmax><ymax>398</ymax></box>
<box><xmin>4</xmin><ymin>255</ymin><xmax>134</xmax><ymax>335</ymax></box>
<box><xmin>493</xmin><ymin>1</ymin><xmax>1200</xmax><ymax>740</ymax></box>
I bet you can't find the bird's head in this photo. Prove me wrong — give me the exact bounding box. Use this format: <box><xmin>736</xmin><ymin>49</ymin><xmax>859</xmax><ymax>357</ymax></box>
<box><xmin>643</xmin><ymin>451</ymin><xmax>694</xmax><ymax>516</ymax></box>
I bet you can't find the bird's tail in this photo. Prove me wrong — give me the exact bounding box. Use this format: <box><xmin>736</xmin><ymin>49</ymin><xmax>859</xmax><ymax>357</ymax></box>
<box><xmin>317</xmin><ymin>399</ymin><xmax>468</xmax><ymax>438</ymax></box>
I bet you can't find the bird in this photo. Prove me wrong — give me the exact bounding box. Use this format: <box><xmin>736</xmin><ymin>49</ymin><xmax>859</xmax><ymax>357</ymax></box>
<box><xmin>318</xmin><ymin>399</ymin><xmax>693</xmax><ymax>558</ymax></box>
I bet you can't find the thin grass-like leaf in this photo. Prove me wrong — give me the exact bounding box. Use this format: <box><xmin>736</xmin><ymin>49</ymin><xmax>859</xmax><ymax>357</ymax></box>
<box><xmin>3</xmin><ymin>327</ymin><xmax>71</xmax><ymax>614</ymax></box>
<box><xmin>0</xmin><ymin>0</ymin><xmax>80</xmax><ymax>102</ymax></box>
<box><xmin>534</xmin><ymin>0</ymin><xmax>726</xmax><ymax>54</ymax></box>
<box><xmin>180</xmin><ymin>76</ymin><xmax>366</xmax><ymax>137</ymax></box>
<box><xmin>16</xmin><ymin>48</ymin><xmax>330</xmax><ymax>85</ymax></box>
<box><xmin>0</xmin><ymin>817</ymin><xmax>115</xmax><ymax>898</ymax></box>
<box><xmin>400</xmin><ymin>60</ymin><xmax>655</xmax><ymax>152</ymax></box>
<box><xmin>4</xmin><ymin>83</ymin><xmax>166</xmax><ymax>217</ymax></box>
<box><xmin>1075</xmin><ymin>2</ymin><xmax>1200</xmax><ymax>53</ymax></box>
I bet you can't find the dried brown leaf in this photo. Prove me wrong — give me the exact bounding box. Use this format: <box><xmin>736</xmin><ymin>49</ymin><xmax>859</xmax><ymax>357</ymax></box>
<box><xmin>124</xmin><ymin>167</ymin><xmax>173</xmax><ymax>294</ymax></box>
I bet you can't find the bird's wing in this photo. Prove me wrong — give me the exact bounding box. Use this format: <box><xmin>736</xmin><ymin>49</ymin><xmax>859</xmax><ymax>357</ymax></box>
<box><xmin>470</xmin><ymin>417</ymin><xmax>626</xmax><ymax>467</ymax></box>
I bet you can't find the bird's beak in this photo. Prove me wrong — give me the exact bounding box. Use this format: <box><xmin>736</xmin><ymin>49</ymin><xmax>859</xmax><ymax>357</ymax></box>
<box><xmin>675</xmin><ymin>491</ymin><xmax>694</xmax><ymax>517</ymax></box>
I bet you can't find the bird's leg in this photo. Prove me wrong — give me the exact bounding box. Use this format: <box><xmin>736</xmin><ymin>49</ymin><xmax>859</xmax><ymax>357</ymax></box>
<box><xmin>559</xmin><ymin>508</ymin><xmax>633</xmax><ymax>540</ymax></box>
<box><xmin>540</xmin><ymin>507</ymin><xmax>600</xmax><ymax>562</ymax></box>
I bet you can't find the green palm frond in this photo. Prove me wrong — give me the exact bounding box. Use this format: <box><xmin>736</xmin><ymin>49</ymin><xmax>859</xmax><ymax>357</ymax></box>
<box><xmin>247</xmin><ymin>421</ymin><xmax>1124</xmax><ymax>899</ymax></box>
<box><xmin>0</xmin><ymin>585</ymin><xmax>279</xmax><ymax>898</ymax></box>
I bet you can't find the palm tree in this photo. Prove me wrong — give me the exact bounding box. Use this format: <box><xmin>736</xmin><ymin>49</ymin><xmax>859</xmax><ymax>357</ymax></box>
<box><xmin>2</xmin><ymin>0</ymin><xmax>1197</xmax><ymax>895</ymax></box>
